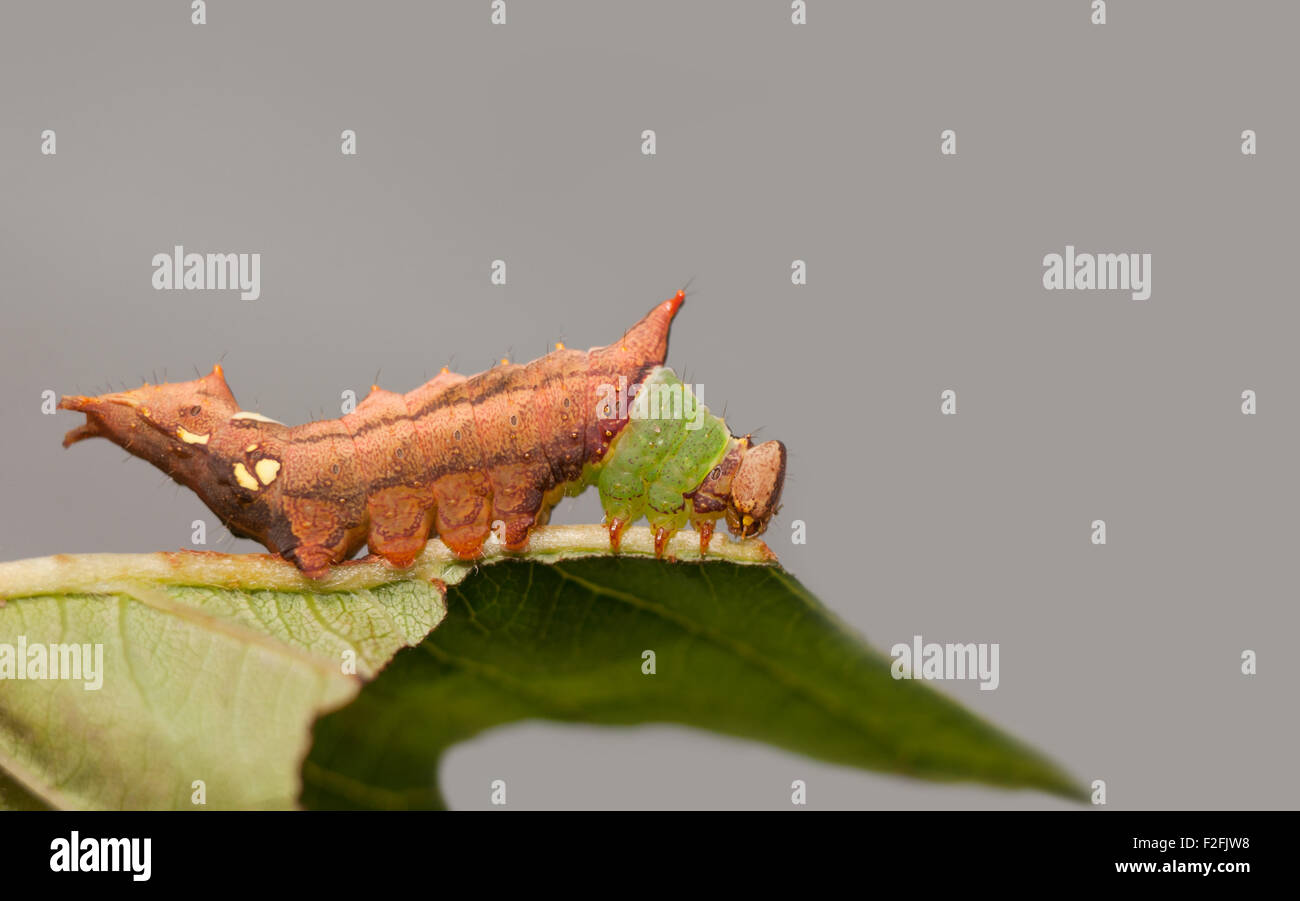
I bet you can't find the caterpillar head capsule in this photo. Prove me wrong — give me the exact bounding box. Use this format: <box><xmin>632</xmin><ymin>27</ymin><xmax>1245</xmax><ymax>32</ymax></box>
<box><xmin>726</xmin><ymin>439</ymin><xmax>787</xmax><ymax>539</ymax></box>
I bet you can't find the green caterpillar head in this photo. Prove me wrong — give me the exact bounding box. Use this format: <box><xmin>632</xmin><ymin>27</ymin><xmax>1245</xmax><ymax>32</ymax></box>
<box><xmin>726</xmin><ymin>439</ymin><xmax>786</xmax><ymax>539</ymax></box>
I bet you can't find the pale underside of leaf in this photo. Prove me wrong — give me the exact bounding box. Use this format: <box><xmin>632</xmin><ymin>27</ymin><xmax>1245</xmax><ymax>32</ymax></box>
<box><xmin>0</xmin><ymin>526</ymin><xmax>772</xmax><ymax>810</ymax></box>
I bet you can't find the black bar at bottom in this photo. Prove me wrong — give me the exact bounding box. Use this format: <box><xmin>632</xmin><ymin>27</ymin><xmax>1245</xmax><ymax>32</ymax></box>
<box><xmin>0</xmin><ymin>810</ymin><xmax>1282</xmax><ymax>887</ymax></box>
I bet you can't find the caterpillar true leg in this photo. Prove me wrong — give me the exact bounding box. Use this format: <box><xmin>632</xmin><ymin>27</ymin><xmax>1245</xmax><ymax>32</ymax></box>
<box><xmin>694</xmin><ymin>519</ymin><xmax>715</xmax><ymax>555</ymax></box>
<box><xmin>606</xmin><ymin>517</ymin><xmax>628</xmax><ymax>553</ymax></box>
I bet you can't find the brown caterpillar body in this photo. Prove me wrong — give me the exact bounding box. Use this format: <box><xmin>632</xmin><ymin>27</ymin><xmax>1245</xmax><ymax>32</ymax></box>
<box><xmin>59</xmin><ymin>292</ymin><xmax>786</xmax><ymax>578</ymax></box>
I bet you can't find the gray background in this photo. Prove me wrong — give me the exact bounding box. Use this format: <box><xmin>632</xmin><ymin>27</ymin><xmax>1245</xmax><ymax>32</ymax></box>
<box><xmin>2</xmin><ymin>1</ymin><xmax>1295</xmax><ymax>809</ymax></box>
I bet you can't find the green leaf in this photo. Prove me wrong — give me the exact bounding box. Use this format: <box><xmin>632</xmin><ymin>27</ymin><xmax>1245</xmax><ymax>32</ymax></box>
<box><xmin>0</xmin><ymin>553</ymin><xmax>445</xmax><ymax>810</ymax></box>
<box><xmin>0</xmin><ymin>526</ymin><xmax>1082</xmax><ymax>809</ymax></box>
<box><xmin>302</xmin><ymin>557</ymin><xmax>1084</xmax><ymax>809</ymax></box>
<box><xmin>0</xmin><ymin>526</ymin><xmax>765</xmax><ymax>810</ymax></box>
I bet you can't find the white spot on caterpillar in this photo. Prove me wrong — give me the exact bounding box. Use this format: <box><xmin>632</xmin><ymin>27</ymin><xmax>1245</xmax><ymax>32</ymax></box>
<box><xmin>231</xmin><ymin>411</ymin><xmax>284</xmax><ymax>425</ymax></box>
<box><xmin>232</xmin><ymin>462</ymin><xmax>259</xmax><ymax>491</ymax></box>
<box><xmin>176</xmin><ymin>426</ymin><xmax>210</xmax><ymax>445</ymax></box>
<box><xmin>255</xmin><ymin>458</ymin><xmax>281</xmax><ymax>485</ymax></box>
<box><xmin>245</xmin><ymin>443</ymin><xmax>259</xmax><ymax>452</ymax></box>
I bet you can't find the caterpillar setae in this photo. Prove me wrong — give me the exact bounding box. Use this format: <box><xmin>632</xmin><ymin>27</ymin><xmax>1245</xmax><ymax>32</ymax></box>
<box><xmin>58</xmin><ymin>292</ymin><xmax>787</xmax><ymax>578</ymax></box>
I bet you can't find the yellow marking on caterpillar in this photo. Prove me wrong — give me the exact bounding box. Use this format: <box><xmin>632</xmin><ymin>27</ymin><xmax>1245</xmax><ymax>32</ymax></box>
<box><xmin>255</xmin><ymin>459</ymin><xmax>281</xmax><ymax>485</ymax></box>
<box><xmin>230</xmin><ymin>411</ymin><xmax>284</xmax><ymax>425</ymax></box>
<box><xmin>176</xmin><ymin>427</ymin><xmax>210</xmax><ymax>445</ymax></box>
<box><xmin>232</xmin><ymin>462</ymin><xmax>259</xmax><ymax>491</ymax></box>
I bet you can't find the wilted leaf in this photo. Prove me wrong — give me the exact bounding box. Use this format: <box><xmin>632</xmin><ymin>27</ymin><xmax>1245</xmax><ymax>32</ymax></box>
<box><xmin>0</xmin><ymin>552</ymin><xmax>445</xmax><ymax>810</ymax></box>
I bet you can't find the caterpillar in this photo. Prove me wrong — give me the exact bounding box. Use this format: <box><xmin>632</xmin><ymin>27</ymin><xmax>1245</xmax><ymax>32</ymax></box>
<box><xmin>58</xmin><ymin>292</ymin><xmax>786</xmax><ymax>578</ymax></box>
